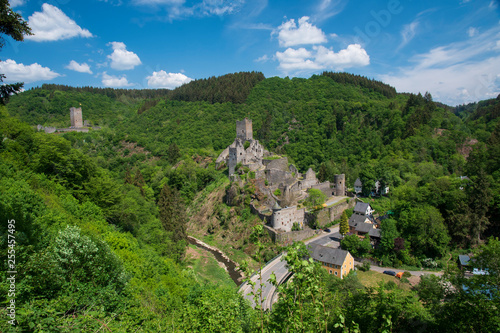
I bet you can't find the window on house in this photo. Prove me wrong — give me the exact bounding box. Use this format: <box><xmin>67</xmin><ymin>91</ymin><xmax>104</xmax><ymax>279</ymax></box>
<box><xmin>334</xmin><ymin>271</ymin><xmax>338</xmax><ymax>276</ymax></box>
<box><xmin>329</xmin><ymin>270</ymin><xmax>332</xmax><ymax>274</ymax></box>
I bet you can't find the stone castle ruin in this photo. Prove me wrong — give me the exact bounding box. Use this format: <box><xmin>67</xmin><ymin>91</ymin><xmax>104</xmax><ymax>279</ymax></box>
<box><xmin>218</xmin><ymin>118</ymin><xmax>347</xmax><ymax>234</ymax></box>
<box><xmin>37</xmin><ymin>107</ymin><xmax>100</xmax><ymax>134</ymax></box>
<box><xmin>216</xmin><ymin>118</ymin><xmax>269</xmax><ymax>175</ymax></box>
<box><xmin>70</xmin><ymin>107</ymin><xmax>83</xmax><ymax>128</ymax></box>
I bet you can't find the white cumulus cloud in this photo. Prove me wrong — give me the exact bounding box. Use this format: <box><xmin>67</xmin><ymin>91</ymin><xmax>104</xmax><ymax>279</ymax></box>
<box><xmin>26</xmin><ymin>4</ymin><xmax>93</xmax><ymax>42</ymax></box>
<box><xmin>0</xmin><ymin>59</ymin><xmax>60</xmax><ymax>83</ymax></box>
<box><xmin>275</xmin><ymin>44</ymin><xmax>370</xmax><ymax>74</ymax></box>
<box><xmin>315</xmin><ymin>44</ymin><xmax>370</xmax><ymax>70</ymax></box>
<box><xmin>276</xmin><ymin>16</ymin><xmax>327</xmax><ymax>47</ymax></box>
<box><xmin>107</xmin><ymin>42</ymin><xmax>142</xmax><ymax>70</ymax></box>
<box><xmin>275</xmin><ymin>47</ymin><xmax>322</xmax><ymax>72</ymax></box>
<box><xmin>102</xmin><ymin>72</ymin><xmax>133</xmax><ymax>87</ymax></box>
<box><xmin>65</xmin><ymin>60</ymin><xmax>92</xmax><ymax>74</ymax></box>
<box><xmin>146</xmin><ymin>70</ymin><xmax>192</xmax><ymax>89</ymax></box>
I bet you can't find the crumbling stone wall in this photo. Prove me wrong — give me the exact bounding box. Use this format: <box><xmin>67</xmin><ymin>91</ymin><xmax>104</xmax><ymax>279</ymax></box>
<box><xmin>263</xmin><ymin>157</ymin><xmax>288</xmax><ymax>171</ymax></box>
<box><xmin>228</xmin><ymin>140</ymin><xmax>244</xmax><ymax>175</ymax></box>
<box><xmin>305</xmin><ymin>199</ymin><xmax>355</xmax><ymax>228</ymax></box>
<box><xmin>310</xmin><ymin>181</ymin><xmax>332</xmax><ymax>197</ymax></box>
<box><xmin>299</xmin><ymin>167</ymin><xmax>319</xmax><ymax>190</ymax></box>
<box><xmin>265</xmin><ymin>169</ymin><xmax>295</xmax><ymax>186</ymax></box>
<box><xmin>264</xmin><ymin>225</ymin><xmax>321</xmax><ymax>244</ymax></box>
<box><xmin>289</xmin><ymin>164</ymin><xmax>299</xmax><ymax>176</ymax></box>
<box><xmin>328</xmin><ymin>199</ymin><xmax>355</xmax><ymax>221</ymax></box>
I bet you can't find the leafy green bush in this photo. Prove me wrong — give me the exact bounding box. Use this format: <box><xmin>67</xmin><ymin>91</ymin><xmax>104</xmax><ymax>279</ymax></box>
<box><xmin>274</xmin><ymin>189</ymin><xmax>282</xmax><ymax>196</ymax></box>
<box><xmin>422</xmin><ymin>258</ymin><xmax>438</xmax><ymax>268</ymax></box>
<box><xmin>304</xmin><ymin>188</ymin><xmax>327</xmax><ymax>208</ymax></box>
<box><xmin>358</xmin><ymin>261</ymin><xmax>371</xmax><ymax>272</ymax></box>
<box><xmin>385</xmin><ymin>281</ymin><xmax>397</xmax><ymax>290</ymax></box>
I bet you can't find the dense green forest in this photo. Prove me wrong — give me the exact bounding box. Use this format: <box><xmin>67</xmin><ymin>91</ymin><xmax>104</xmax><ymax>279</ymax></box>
<box><xmin>1</xmin><ymin>72</ymin><xmax>499</xmax><ymax>331</ymax></box>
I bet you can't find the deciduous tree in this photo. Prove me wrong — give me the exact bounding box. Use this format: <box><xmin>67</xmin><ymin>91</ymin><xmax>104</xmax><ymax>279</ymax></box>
<box><xmin>0</xmin><ymin>0</ymin><xmax>32</xmax><ymax>104</ymax></box>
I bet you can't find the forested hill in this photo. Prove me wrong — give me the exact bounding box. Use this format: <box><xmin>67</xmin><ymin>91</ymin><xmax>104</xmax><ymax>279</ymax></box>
<box><xmin>321</xmin><ymin>71</ymin><xmax>397</xmax><ymax>98</ymax></box>
<box><xmin>7</xmin><ymin>72</ymin><xmax>495</xmax><ymax>176</ymax></box>
<box><xmin>39</xmin><ymin>71</ymin><xmax>265</xmax><ymax>104</ymax></box>
<box><xmin>2</xmin><ymin>72</ymin><xmax>500</xmax><ymax>331</ymax></box>
<box><xmin>168</xmin><ymin>71</ymin><xmax>265</xmax><ymax>104</ymax></box>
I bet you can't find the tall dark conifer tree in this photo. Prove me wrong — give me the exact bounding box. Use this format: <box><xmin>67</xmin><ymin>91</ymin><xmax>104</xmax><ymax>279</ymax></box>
<box><xmin>158</xmin><ymin>184</ymin><xmax>187</xmax><ymax>260</ymax></box>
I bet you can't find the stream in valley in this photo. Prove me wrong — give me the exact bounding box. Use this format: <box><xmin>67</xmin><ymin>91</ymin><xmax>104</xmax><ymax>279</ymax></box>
<box><xmin>187</xmin><ymin>236</ymin><xmax>244</xmax><ymax>286</ymax></box>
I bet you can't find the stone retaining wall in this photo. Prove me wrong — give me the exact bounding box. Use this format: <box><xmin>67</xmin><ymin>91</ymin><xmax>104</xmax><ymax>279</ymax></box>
<box><xmin>263</xmin><ymin>225</ymin><xmax>321</xmax><ymax>245</ymax></box>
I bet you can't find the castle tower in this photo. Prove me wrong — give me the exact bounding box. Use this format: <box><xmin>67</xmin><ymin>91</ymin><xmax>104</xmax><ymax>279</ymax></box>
<box><xmin>70</xmin><ymin>107</ymin><xmax>83</xmax><ymax>128</ymax></box>
<box><xmin>271</xmin><ymin>201</ymin><xmax>282</xmax><ymax>230</ymax></box>
<box><xmin>228</xmin><ymin>140</ymin><xmax>245</xmax><ymax>176</ymax></box>
<box><xmin>333</xmin><ymin>174</ymin><xmax>345</xmax><ymax>196</ymax></box>
<box><xmin>236</xmin><ymin>118</ymin><xmax>253</xmax><ymax>141</ymax></box>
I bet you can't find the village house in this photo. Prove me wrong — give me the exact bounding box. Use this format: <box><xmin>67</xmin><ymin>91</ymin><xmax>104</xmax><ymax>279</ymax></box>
<box><xmin>354</xmin><ymin>178</ymin><xmax>363</xmax><ymax>194</ymax></box>
<box><xmin>458</xmin><ymin>255</ymin><xmax>471</xmax><ymax>271</ymax></box>
<box><xmin>307</xmin><ymin>244</ymin><xmax>354</xmax><ymax>279</ymax></box>
<box><xmin>353</xmin><ymin>202</ymin><xmax>374</xmax><ymax>216</ymax></box>
<box><xmin>348</xmin><ymin>202</ymin><xmax>381</xmax><ymax>244</ymax></box>
<box><xmin>353</xmin><ymin>178</ymin><xmax>389</xmax><ymax>196</ymax></box>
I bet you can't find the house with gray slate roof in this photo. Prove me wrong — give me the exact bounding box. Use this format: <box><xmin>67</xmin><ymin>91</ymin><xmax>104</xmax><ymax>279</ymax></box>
<box><xmin>353</xmin><ymin>202</ymin><xmax>374</xmax><ymax>216</ymax></box>
<box><xmin>354</xmin><ymin>178</ymin><xmax>363</xmax><ymax>194</ymax></box>
<box><xmin>307</xmin><ymin>244</ymin><xmax>354</xmax><ymax>279</ymax></box>
<box><xmin>348</xmin><ymin>201</ymin><xmax>380</xmax><ymax>245</ymax></box>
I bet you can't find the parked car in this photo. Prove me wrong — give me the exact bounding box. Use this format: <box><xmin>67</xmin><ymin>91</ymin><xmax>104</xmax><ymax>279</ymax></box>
<box><xmin>324</xmin><ymin>228</ymin><xmax>331</xmax><ymax>233</ymax></box>
<box><xmin>383</xmin><ymin>270</ymin><xmax>396</xmax><ymax>276</ymax></box>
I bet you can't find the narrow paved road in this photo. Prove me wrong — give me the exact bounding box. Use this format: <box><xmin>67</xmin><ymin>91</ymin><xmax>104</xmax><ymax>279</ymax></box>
<box><xmin>357</xmin><ymin>261</ymin><xmax>444</xmax><ymax>276</ymax></box>
<box><xmin>240</xmin><ymin>225</ymin><xmax>445</xmax><ymax>309</ymax></box>
<box><xmin>240</xmin><ymin>226</ymin><xmax>341</xmax><ymax>310</ymax></box>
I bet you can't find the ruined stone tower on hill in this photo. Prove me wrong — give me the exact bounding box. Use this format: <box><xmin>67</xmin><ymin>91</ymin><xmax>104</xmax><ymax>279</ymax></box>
<box><xmin>216</xmin><ymin>117</ymin><xmax>269</xmax><ymax>176</ymax></box>
<box><xmin>70</xmin><ymin>107</ymin><xmax>83</xmax><ymax>128</ymax></box>
<box><xmin>236</xmin><ymin>118</ymin><xmax>253</xmax><ymax>141</ymax></box>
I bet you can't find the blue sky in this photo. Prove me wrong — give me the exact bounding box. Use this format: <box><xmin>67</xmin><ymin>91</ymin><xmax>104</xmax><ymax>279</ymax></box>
<box><xmin>1</xmin><ymin>0</ymin><xmax>499</xmax><ymax>105</ymax></box>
